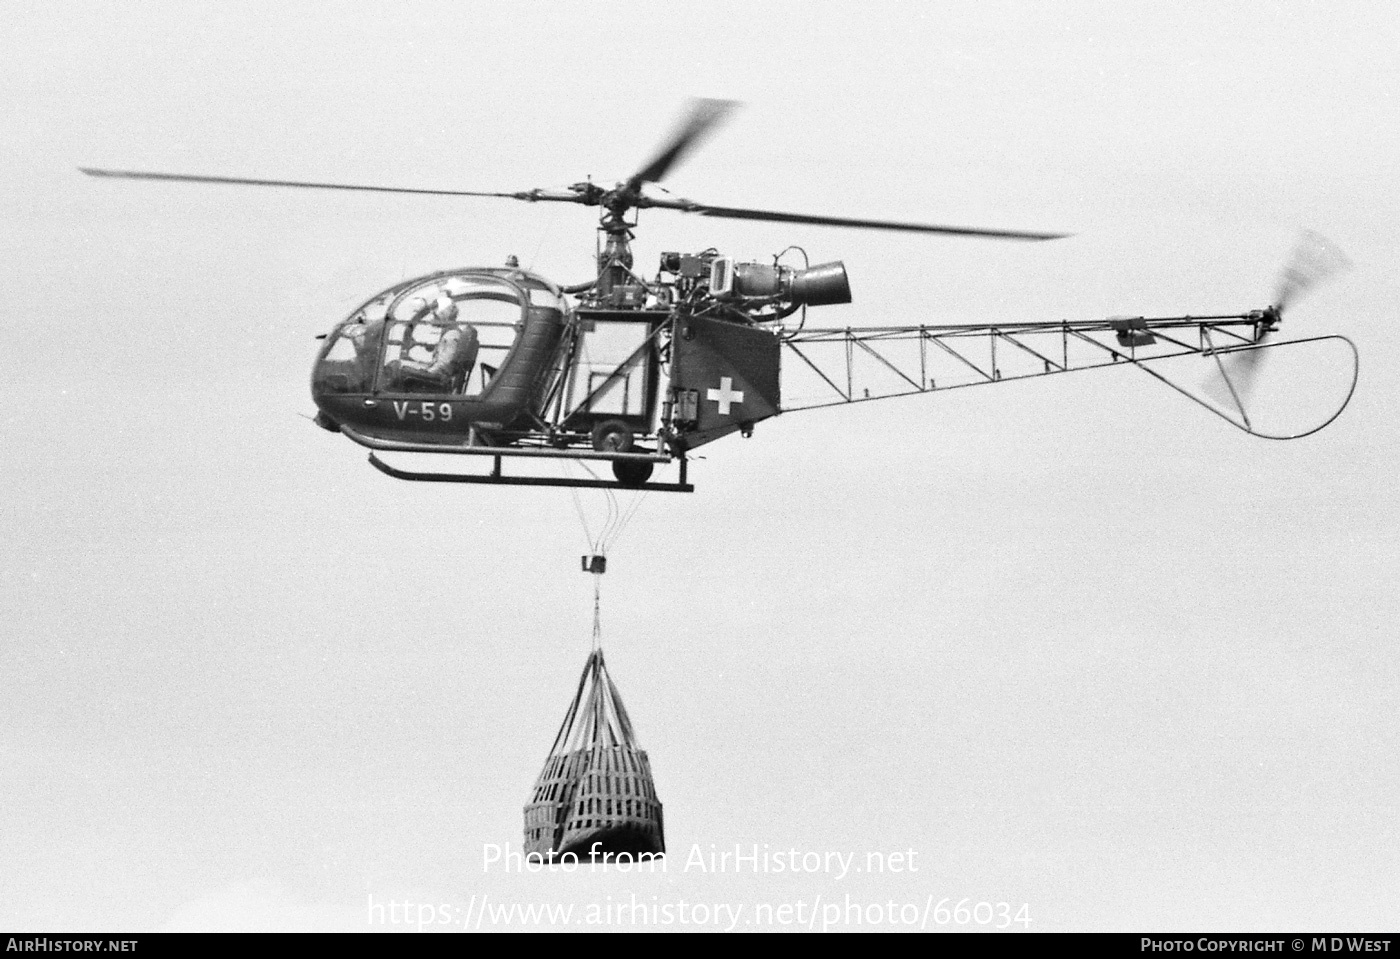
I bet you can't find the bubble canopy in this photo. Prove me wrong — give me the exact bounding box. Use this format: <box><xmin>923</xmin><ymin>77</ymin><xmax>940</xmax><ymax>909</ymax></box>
<box><xmin>312</xmin><ymin>268</ymin><xmax>567</xmax><ymax>401</ymax></box>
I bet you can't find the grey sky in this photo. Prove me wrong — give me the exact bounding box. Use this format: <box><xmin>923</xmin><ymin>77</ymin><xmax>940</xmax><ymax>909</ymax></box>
<box><xmin>2</xmin><ymin>0</ymin><xmax>1396</xmax><ymax>931</ymax></box>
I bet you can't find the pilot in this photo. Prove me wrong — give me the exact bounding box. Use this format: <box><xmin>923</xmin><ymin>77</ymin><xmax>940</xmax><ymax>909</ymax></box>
<box><xmin>431</xmin><ymin>290</ymin><xmax>458</xmax><ymax>323</ymax></box>
<box><xmin>391</xmin><ymin>291</ymin><xmax>478</xmax><ymax>393</ymax></box>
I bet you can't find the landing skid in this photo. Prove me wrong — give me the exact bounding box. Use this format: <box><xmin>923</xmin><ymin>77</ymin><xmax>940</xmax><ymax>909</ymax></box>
<box><xmin>340</xmin><ymin>424</ymin><xmax>695</xmax><ymax>492</ymax></box>
<box><xmin>367</xmin><ymin>452</ymin><xmax>694</xmax><ymax>492</ymax></box>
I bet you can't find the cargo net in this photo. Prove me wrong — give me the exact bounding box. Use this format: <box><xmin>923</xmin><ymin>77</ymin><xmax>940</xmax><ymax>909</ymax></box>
<box><xmin>524</xmin><ymin>649</ymin><xmax>664</xmax><ymax>861</ymax></box>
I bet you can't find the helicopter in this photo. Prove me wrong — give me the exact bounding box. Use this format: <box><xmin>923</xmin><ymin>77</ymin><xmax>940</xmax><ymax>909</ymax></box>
<box><xmin>81</xmin><ymin>99</ymin><xmax>1357</xmax><ymax>492</ymax></box>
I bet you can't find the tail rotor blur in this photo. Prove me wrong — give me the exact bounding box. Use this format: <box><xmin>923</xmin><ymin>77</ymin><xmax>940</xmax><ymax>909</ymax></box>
<box><xmin>1274</xmin><ymin>230</ymin><xmax>1351</xmax><ymax>316</ymax></box>
<box><xmin>1205</xmin><ymin>231</ymin><xmax>1350</xmax><ymax>408</ymax></box>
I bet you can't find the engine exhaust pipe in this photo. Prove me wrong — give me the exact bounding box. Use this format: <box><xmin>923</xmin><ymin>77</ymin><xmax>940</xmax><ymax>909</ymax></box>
<box><xmin>788</xmin><ymin>261</ymin><xmax>851</xmax><ymax>306</ymax></box>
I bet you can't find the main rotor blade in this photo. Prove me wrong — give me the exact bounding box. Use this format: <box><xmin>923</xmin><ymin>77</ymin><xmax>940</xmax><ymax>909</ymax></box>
<box><xmin>626</xmin><ymin>98</ymin><xmax>740</xmax><ymax>191</ymax></box>
<box><xmin>78</xmin><ymin>167</ymin><xmax>583</xmax><ymax>203</ymax></box>
<box><xmin>647</xmin><ymin>197</ymin><xmax>1067</xmax><ymax>240</ymax></box>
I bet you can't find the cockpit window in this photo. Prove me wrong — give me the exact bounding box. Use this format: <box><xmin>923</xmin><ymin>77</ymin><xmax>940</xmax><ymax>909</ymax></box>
<box><xmin>388</xmin><ymin>275</ymin><xmax>523</xmax><ymax>323</ymax></box>
<box><xmin>313</xmin><ymin>318</ymin><xmax>381</xmax><ymax>394</ymax></box>
<box><xmin>379</xmin><ymin>273</ymin><xmax>526</xmax><ymax>395</ymax></box>
<box><xmin>526</xmin><ymin>284</ymin><xmax>567</xmax><ymax>311</ymax></box>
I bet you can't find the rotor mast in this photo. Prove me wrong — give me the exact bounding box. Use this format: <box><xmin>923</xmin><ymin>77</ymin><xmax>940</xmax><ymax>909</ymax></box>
<box><xmin>577</xmin><ymin>99</ymin><xmax>743</xmax><ymax>302</ymax></box>
<box><xmin>596</xmin><ymin>192</ymin><xmax>637</xmax><ymax>302</ymax></box>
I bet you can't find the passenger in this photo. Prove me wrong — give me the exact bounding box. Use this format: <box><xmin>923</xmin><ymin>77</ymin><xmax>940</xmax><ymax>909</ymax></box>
<box><xmin>314</xmin><ymin>313</ymin><xmax>384</xmax><ymax>393</ymax></box>
<box><xmin>341</xmin><ymin>313</ymin><xmax>384</xmax><ymax>353</ymax></box>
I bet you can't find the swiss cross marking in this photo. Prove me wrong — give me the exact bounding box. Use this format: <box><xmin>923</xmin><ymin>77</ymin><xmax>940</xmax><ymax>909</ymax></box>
<box><xmin>706</xmin><ymin>376</ymin><xmax>745</xmax><ymax>416</ymax></box>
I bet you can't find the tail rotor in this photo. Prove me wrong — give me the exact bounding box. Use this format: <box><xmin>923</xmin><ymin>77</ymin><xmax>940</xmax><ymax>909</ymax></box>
<box><xmin>1206</xmin><ymin>231</ymin><xmax>1350</xmax><ymax>407</ymax></box>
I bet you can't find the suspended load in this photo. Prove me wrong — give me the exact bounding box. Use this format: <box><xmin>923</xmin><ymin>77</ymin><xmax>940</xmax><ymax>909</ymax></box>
<box><xmin>524</xmin><ymin>649</ymin><xmax>664</xmax><ymax>860</ymax></box>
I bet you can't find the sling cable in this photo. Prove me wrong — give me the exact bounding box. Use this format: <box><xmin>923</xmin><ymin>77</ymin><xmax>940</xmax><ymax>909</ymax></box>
<box><xmin>522</xmin><ymin>476</ymin><xmax>663</xmax><ymax>862</ymax></box>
